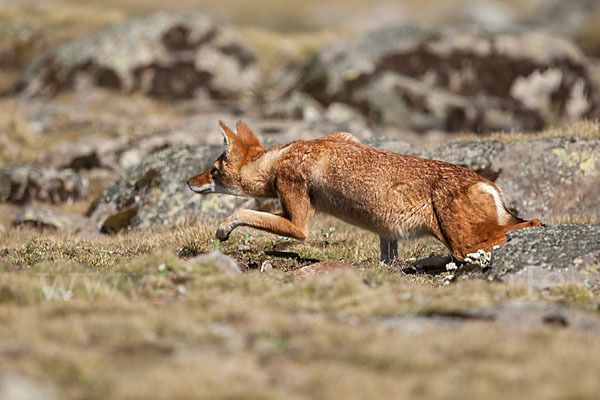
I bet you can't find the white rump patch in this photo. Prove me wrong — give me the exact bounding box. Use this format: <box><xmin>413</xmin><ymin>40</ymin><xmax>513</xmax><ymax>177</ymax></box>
<box><xmin>476</xmin><ymin>182</ymin><xmax>511</xmax><ymax>224</ymax></box>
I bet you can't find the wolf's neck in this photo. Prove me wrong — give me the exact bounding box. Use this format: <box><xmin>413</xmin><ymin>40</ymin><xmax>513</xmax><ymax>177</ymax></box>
<box><xmin>239</xmin><ymin>145</ymin><xmax>289</xmax><ymax>198</ymax></box>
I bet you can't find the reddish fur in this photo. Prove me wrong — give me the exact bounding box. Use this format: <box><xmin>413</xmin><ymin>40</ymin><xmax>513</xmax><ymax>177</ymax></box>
<box><xmin>188</xmin><ymin>122</ymin><xmax>542</xmax><ymax>260</ymax></box>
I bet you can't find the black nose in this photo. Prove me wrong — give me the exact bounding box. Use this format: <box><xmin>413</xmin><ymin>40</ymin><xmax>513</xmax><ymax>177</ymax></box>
<box><xmin>186</xmin><ymin>179</ymin><xmax>190</xmax><ymax>187</ymax></box>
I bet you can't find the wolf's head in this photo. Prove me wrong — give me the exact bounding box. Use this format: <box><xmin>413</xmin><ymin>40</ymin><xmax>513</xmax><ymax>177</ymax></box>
<box><xmin>187</xmin><ymin>121</ymin><xmax>263</xmax><ymax>196</ymax></box>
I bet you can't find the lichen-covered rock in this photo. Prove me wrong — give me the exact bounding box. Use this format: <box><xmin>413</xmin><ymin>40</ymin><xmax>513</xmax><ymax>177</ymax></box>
<box><xmin>526</xmin><ymin>0</ymin><xmax>600</xmax><ymax>57</ymax></box>
<box><xmin>0</xmin><ymin>164</ymin><xmax>87</xmax><ymax>204</ymax></box>
<box><xmin>353</xmin><ymin>72</ymin><xmax>491</xmax><ymax>132</ymax></box>
<box><xmin>299</xmin><ymin>25</ymin><xmax>596</xmax><ymax>132</ymax></box>
<box><xmin>18</xmin><ymin>12</ymin><xmax>258</xmax><ymax>101</ymax></box>
<box><xmin>261</xmin><ymin>92</ymin><xmax>324</xmax><ymax>121</ymax></box>
<box><xmin>89</xmin><ymin>144</ymin><xmax>252</xmax><ymax>232</ymax></box>
<box><xmin>13</xmin><ymin>207</ymin><xmax>96</xmax><ymax>234</ymax></box>
<box><xmin>39</xmin><ymin>125</ymin><xmax>212</xmax><ymax>171</ymax></box>
<box><xmin>490</xmin><ymin>224</ymin><xmax>600</xmax><ymax>289</ymax></box>
<box><xmin>492</xmin><ymin>137</ymin><xmax>600</xmax><ymax>221</ymax></box>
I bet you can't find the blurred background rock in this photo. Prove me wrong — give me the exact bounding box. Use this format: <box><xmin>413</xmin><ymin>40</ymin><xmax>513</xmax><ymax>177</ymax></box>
<box><xmin>0</xmin><ymin>0</ymin><xmax>599</xmax><ymax>233</ymax></box>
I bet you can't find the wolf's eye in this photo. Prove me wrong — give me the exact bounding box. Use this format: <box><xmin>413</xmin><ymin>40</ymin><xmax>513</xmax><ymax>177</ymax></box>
<box><xmin>210</xmin><ymin>167</ymin><xmax>218</xmax><ymax>178</ymax></box>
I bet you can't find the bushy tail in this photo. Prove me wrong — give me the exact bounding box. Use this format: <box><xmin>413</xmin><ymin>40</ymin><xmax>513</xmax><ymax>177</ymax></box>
<box><xmin>504</xmin><ymin>207</ymin><xmax>526</xmax><ymax>224</ymax></box>
<box><xmin>504</xmin><ymin>206</ymin><xmax>546</xmax><ymax>227</ymax></box>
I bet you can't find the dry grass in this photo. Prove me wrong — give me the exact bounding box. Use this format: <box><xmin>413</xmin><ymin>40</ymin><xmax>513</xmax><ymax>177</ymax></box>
<box><xmin>456</xmin><ymin>119</ymin><xmax>600</xmax><ymax>144</ymax></box>
<box><xmin>1</xmin><ymin>215</ymin><xmax>599</xmax><ymax>399</ymax></box>
<box><xmin>1</xmin><ymin>1</ymin><xmax>600</xmax><ymax>397</ymax></box>
<box><xmin>0</xmin><ymin>98</ymin><xmax>41</xmax><ymax>164</ymax></box>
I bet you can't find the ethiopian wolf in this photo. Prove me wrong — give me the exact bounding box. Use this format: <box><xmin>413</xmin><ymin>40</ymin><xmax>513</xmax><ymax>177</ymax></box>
<box><xmin>188</xmin><ymin>121</ymin><xmax>541</xmax><ymax>263</ymax></box>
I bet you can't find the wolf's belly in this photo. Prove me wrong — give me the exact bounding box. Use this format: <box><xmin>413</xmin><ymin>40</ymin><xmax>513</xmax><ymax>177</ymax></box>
<box><xmin>310</xmin><ymin>186</ymin><xmax>432</xmax><ymax>239</ymax></box>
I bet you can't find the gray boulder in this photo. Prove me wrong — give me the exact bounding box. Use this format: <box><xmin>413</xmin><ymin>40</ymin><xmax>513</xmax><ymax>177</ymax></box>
<box><xmin>526</xmin><ymin>0</ymin><xmax>600</xmax><ymax>57</ymax></box>
<box><xmin>13</xmin><ymin>207</ymin><xmax>96</xmax><ymax>235</ymax></box>
<box><xmin>492</xmin><ymin>137</ymin><xmax>600</xmax><ymax>222</ymax></box>
<box><xmin>39</xmin><ymin>124</ymin><xmax>213</xmax><ymax>171</ymax></box>
<box><xmin>89</xmin><ymin>144</ymin><xmax>252</xmax><ymax>233</ymax></box>
<box><xmin>261</xmin><ymin>92</ymin><xmax>324</xmax><ymax>121</ymax></box>
<box><xmin>0</xmin><ymin>164</ymin><xmax>87</xmax><ymax>204</ymax></box>
<box><xmin>299</xmin><ymin>25</ymin><xmax>596</xmax><ymax>132</ymax></box>
<box><xmin>18</xmin><ymin>12</ymin><xmax>258</xmax><ymax>101</ymax></box>
<box><xmin>490</xmin><ymin>224</ymin><xmax>600</xmax><ymax>289</ymax></box>
<box><xmin>353</xmin><ymin>72</ymin><xmax>489</xmax><ymax>132</ymax></box>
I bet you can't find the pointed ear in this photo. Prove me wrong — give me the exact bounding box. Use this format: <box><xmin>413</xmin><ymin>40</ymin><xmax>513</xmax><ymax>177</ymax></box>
<box><xmin>236</xmin><ymin>121</ymin><xmax>263</xmax><ymax>148</ymax></box>
<box><xmin>218</xmin><ymin>120</ymin><xmax>239</xmax><ymax>160</ymax></box>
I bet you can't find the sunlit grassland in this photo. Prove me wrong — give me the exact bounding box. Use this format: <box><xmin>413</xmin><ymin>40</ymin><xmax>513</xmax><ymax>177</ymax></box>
<box><xmin>0</xmin><ymin>213</ymin><xmax>599</xmax><ymax>399</ymax></box>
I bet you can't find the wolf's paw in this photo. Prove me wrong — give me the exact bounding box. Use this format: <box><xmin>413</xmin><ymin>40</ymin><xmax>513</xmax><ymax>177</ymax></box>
<box><xmin>216</xmin><ymin>222</ymin><xmax>234</xmax><ymax>241</ymax></box>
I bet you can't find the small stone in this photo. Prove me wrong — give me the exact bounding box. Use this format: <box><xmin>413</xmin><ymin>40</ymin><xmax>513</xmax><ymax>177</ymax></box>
<box><xmin>260</xmin><ymin>261</ymin><xmax>273</xmax><ymax>273</ymax></box>
<box><xmin>187</xmin><ymin>251</ymin><xmax>242</xmax><ymax>275</ymax></box>
<box><xmin>176</xmin><ymin>284</ymin><xmax>187</xmax><ymax>296</ymax></box>
<box><xmin>0</xmin><ymin>373</ymin><xmax>60</xmax><ymax>400</ymax></box>
<box><xmin>339</xmin><ymin>315</ymin><xmax>359</xmax><ymax>325</ymax></box>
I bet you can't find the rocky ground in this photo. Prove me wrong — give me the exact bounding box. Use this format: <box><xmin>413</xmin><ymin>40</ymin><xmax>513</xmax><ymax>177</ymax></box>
<box><xmin>1</xmin><ymin>1</ymin><xmax>600</xmax><ymax>399</ymax></box>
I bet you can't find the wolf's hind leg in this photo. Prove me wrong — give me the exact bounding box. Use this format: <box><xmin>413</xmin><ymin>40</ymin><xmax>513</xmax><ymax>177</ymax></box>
<box><xmin>380</xmin><ymin>237</ymin><xmax>399</xmax><ymax>264</ymax></box>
